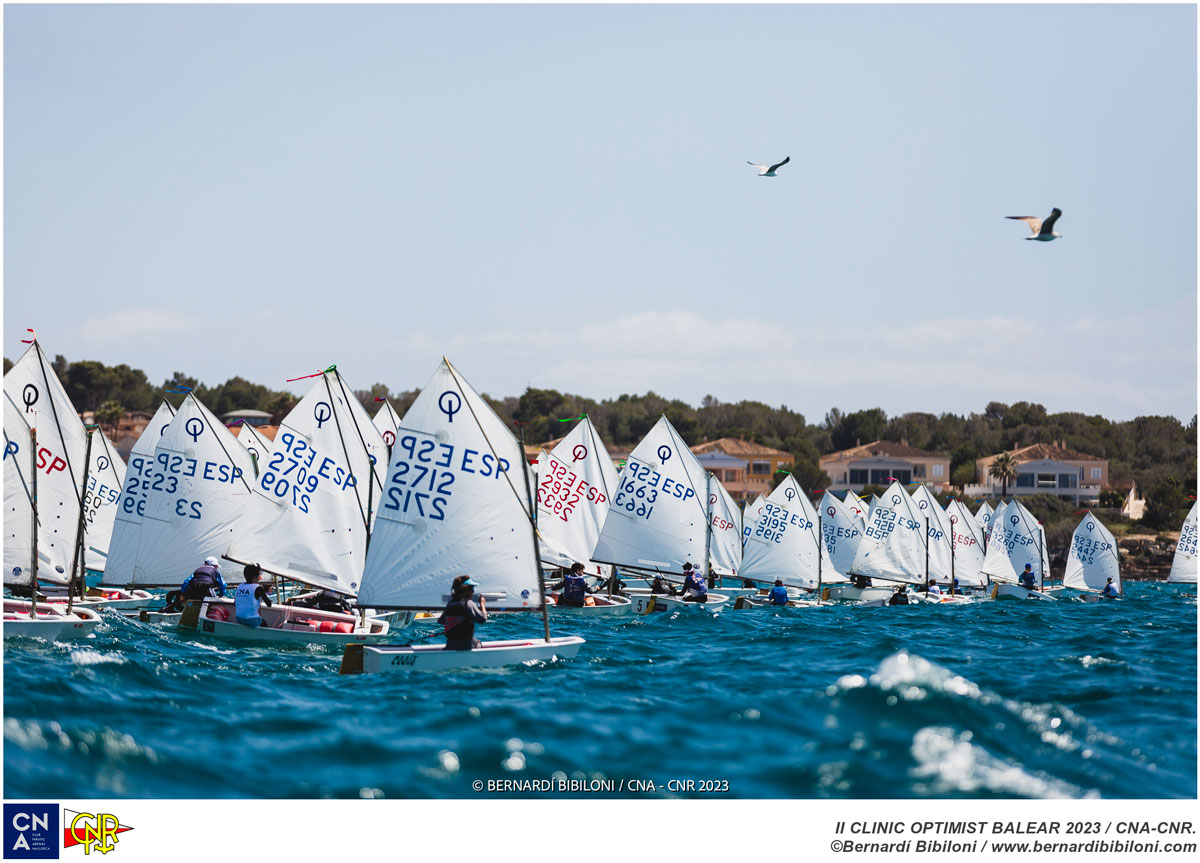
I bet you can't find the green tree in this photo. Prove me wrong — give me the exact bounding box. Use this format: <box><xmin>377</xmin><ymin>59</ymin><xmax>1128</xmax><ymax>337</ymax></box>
<box><xmin>96</xmin><ymin>400</ymin><xmax>125</xmax><ymax>435</ymax></box>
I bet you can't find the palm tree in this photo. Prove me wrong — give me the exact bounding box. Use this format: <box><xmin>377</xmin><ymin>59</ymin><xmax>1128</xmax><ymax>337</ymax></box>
<box><xmin>96</xmin><ymin>400</ymin><xmax>125</xmax><ymax>437</ymax></box>
<box><xmin>988</xmin><ymin>452</ymin><xmax>1018</xmax><ymax>498</ymax></box>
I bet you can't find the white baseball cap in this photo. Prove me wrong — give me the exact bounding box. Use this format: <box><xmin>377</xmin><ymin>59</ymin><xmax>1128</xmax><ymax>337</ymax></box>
<box><xmin>204</xmin><ymin>556</ymin><xmax>220</xmax><ymax>567</ymax></box>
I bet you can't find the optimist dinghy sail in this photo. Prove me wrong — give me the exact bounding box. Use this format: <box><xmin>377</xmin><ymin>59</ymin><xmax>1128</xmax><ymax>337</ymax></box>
<box><xmin>1063</xmin><ymin>513</ymin><xmax>1120</xmax><ymax>594</ymax></box>
<box><xmin>707</xmin><ymin>475</ymin><xmax>743</xmax><ymax>576</ymax></box>
<box><xmin>979</xmin><ymin>499</ymin><xmax>1049</xmax><ymax>584</ymax></box>
<box><xmin>226</xmin><ymin>369</ymin><xmax>386</xmax><ymax>596</ymax></box>
<box><xmin>975</xmin><ymin>501</ymin><xmax>995</xmax><ymax>536</ymax></box>
<box><xmin>1168</xmin><ymin>501</ymin><xmax>1198</xmax><ymax>584</ymax></box>
<box><xmin>741</xmin><ymin>476</ymin><xmax>842</xmax><ymax>589</ymax></box>
<box><xmin>236</xmin><ymin>423</ymin><xmax>274</xmax><ymax>478</ymax></box>
<box><xmin>372</xmin><ymin>400</ymin><xmax>402</xmax><ymax>453</ymax></box>
<box><xmin>127</xmin><ymin>394</ymin><xmax>255</xmax><ymax>587</ymax></box>
<box><xmin>818</xmin><ymin>490</ymin><xmax>864</xmax><ymax>577</ymax></box>
<box><xmin>82</xmin><ymin>431</ymin><xmax>126</xmax><ymax>572</ymax></box>
<box><xmin>592</xmin><ymin>415</ymin><xmax>709</xmax><ymax>574</ymax></box>
<box><xmin>910</xmin><ymin>484</ymin><xmax>954</xmax><ymax>585</ymax></box>
<box><xmin>4</xmin><ymin>342</ymin><xmax>93</xmax><ymax>585</ymax></box>
<box><xmin>102</xmin><ymin>401</ymin><xmax>176</xmax><ymax>586</ymax></box>
<box><xmin>944</xmin><ymin>498</ymin><xmax>987</xmax><ymax>587</ymax></box>
<box><xmin>5</xmin><ymin>392</ymin><xmax>71</xmax><ymax>586</ymax></box>
<box><xmin>536</xmin><ymin>416</ymin><xmax>618</xmax><ymax>574</ymax></box>
<box><xmin>843</xmin><ymin>490</ymin><xmax>869</xmax><ymax>524</ymax></box>
<box><xmin>849</xmin><ymin>482</ymin><xmax>928</xmax><ymax>585</ymax></box>
<box><xmin>742</xmin><ymin>494</ymin><xmax>767</xmax><ymax>545</ymax></box>
<box><xmin>357</xmin><ymin>359</ymin><xmax>546</xmax><ymax>611</ymax></box>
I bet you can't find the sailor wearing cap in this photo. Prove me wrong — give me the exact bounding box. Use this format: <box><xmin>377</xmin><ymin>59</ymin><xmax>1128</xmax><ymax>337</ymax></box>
<box><xmin>439</xmin><ymin>575</ymin><xmax>489</xmax><ymax>650</ymax></box>
<box><xmin>181</xmin><ymin>555</ymin><xmax>229</xmax><ymax>600</ymax></box>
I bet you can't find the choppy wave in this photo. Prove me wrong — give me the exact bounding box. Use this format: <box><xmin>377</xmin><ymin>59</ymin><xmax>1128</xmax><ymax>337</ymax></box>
<box><xmin>4</xmin><ymin>581</ymin><xmax>1195</xmax><ymax>798</ymax></box>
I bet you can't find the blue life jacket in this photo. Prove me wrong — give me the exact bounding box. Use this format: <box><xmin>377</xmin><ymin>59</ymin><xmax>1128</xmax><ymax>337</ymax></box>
<box><xmin>562</xmin><ymin>574</ymin><xmax>587</xmax><ymax>601</ymax></box>
<box><xmin>1019</xmin><ymin>571</ymin><xmax>1036</xmax><ymax>590</ymax></box>
<box><xmin>1101</xmin><ymin>583</ymin><xmax>1118</xmax><ymax>597</ymax></box>
<box><xmin>234</xmin><ymin>582</ymin><xmax>262</xmax><ymax>619</ymax></box>
<box><xmin>768</xmin><ymin>586</ymin><xmax>789</xmax><ymax>605</ymax></box>
<box><xmin>683</xmin><ymin>573</ymin><xmax>707</xmax><ymax>596</ymax></box>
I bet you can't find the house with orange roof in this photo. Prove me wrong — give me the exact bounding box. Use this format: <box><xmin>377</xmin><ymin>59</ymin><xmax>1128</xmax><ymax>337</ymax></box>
<box><xmin>819</xmin><ymin>439</ymin><xmax>952</xmax><ymax>492</ymax></box>
<box><xmin>690</xmin><ymin>438</ymin><xmax>793</xmax><ymax>502</ymax></box>
<box><xmin>968</xmin><ymin>441</ymin><xmax>1107</xmax><ymax>504</ymax></box>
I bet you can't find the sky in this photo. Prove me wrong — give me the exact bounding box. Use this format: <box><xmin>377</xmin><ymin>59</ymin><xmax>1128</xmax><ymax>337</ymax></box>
<box><xmin>4</xmin><ymin>4</ymin><xmax>1196</xmax><ymax>423</ymax></box>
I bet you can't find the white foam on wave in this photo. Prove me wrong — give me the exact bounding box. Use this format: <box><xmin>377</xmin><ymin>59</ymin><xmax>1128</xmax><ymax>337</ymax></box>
<box><xmin>71</xmin><ymin>649</ymin><xmax>127</xmax><ymax>666</ymax></box>
<box><xmin>910</xmin><ymin>726</ymin><xmax>1097</xmax><ymax>798</ymax></box>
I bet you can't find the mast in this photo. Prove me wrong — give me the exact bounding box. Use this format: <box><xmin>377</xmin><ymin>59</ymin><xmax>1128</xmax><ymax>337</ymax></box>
<box><xmin>67</xmin><ymin>427</ymin><xmax>95</xmax><ymax>612</ymax></box>
<box><xmin>29</xmin><ymin>426</ymin><xmax>39</xmax><ymax>619</ymax></box>
<box><xmin>924</xmin><ymin>516</ymin><xmax>930</xmax><ymax>590</ymax></box>
<box><xmin>519</xmin><ymin>425</ymin><xmax>552</xmax><ymax>643</ymax></box>
<box><xmin>703</xmin><ymin>472</ymin><xmax>714</xmax><ymax>588</ymax></box>
<box><xmin>816</xmin><ymin>514</ymin><xmax>823</xmax><ymax>594</ymax></box>
<box><xmin>1038</xmin><ymin>529</ymin><xmax>1045</xmax><ymax>592</ymax></box>
<box><xmin>950</xmin><ymin>518</ymin><xmax>956</xmax><ymax>594</ymax></box>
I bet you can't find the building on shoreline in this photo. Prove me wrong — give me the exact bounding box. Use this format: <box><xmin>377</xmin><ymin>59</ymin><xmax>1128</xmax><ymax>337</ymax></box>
<box><xmin>965</xmin><ymin>441</ymin><xmax>1107</xmax><ymax>505</ymax></box>
<box><xmin>820</xmin><ymin>439</ymin><xmax>952</xmax><ymax>494</ymax></box>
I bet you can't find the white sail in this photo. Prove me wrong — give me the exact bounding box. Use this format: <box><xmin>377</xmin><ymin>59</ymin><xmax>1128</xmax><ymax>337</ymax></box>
<box><xmin>843</xmin><ymin>490</ymin><xmax>869</xmax><ymax>524</ymax></box>
<box><xmin>975</xmin><ymin>501</ymin><xmax>995</xmax><ymax>535</ymax></box>
<box><xmin>372</xmin><ymin>400</ymin><xmax>402</xmax><ymax>452</ymax></box>
<box><xmin>129</xmin><ymin>394</ymin><xmax>256</xmax><ymax>587</ymax></box>
<box><xmin>592</xmin><ymin>415</ymin><xmax>709</xmax><ymax>574</ymax></box>
<box><xmin>707</xmin><ymin>474</ymin><xmax>742</xmax><ymax>576</ymax></box>
<box><xmin>818</xmin><ymin>490</ymin><xmax>864</xmax><ymax>577</ymax></box>
<box><xmin>1168</xmin><ymin>501</ymin><xmax>1198</xmax><ymax>584</ymax></box>
<box><xmin>82</xmin><ymin>431</ymin><xmax>127</xmax><ymax>571</ymax></box>
<box><xmin>227</xmin><ymin>370</ymin><xmax>386</xmax><ymax>595</ymax></box>
<box><xmin>849</xmin><ymin>482</ymin><xmax>929</xmax><ymax>584</ymax></box>
<box><xmin>102</xmin><ymin>401</ymin><xmax>177</xmax><ymax>586</ymax></box>
<box><xmin>237</xmin><ymin>423</ymin><xmax>274</xmax><ymax>477</ymax></box>
<box><xmin>979</xmin><ymin>499</ymin><xmax>1049</xmax><ymax>584</ymax></box>
<box><xmin>3</xmin><ymin>342</ymin><xmax>88</xmax><ymax>584</ymax></box>
<box><xmin>742</xmin><ymin>493</ymin><xmax>767</xmax><ymax>545</ymax></box>
<box><xmin>944</xmin><ymin>498</ymin><xmax>987</xmax><ymax>587</ymax></box>
<box><xmin>741</xmin><ymin>476</ymin><xmax>843</xmax><ymax>589</ymax></box>
<box><xmin>536</xmin><ymin>416</ymin><xmax>618</xmax><ymax>575</ymax></box>
<box><xmin>357</xmin><ymin>359</ymin><xmax>541</xmax><ymax>610</ymax></box>
<box><xmin>910</xmin><ymin>484</ymin><xmax>954</xmax><ymax>584</ymax></box>
<box><xmin>1062</xmin><ymin>512</ymin><xmax>1120</xmax><ymax>592</ymax></box>
<box><xmin>4</xmin><ymin>392</ymin><xmax>55</xmax><ymax>586</ymax></box>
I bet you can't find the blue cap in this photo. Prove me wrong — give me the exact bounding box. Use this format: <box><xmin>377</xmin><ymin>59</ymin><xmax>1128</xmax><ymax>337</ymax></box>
<box><xmin>462</xmin><ymin>577</ymin><xmax>479</xmax><ymax>587</ymax></box>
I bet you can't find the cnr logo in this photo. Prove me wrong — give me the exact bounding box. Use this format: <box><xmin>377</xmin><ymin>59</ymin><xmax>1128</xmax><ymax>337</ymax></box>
<box><xmin>64</xmin><ymin>810</ymin><xmax>133</xmax><ymax>855</ymax></box>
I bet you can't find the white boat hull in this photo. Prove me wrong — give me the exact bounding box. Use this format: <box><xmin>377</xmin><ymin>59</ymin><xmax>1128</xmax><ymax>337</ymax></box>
<box><xmin>342</xmin><ymin>636</ymin><xmax>586</xmax><ymax>674</ymax></box>
<box><xmin>179</xmin><ymin>599</ymin><xmax>391</xmax><ymax>645</ymax></box>
<box><xmin>990</xmin><ymin>583</ymin><xmax>1058</xmax><ymax>602</ymax></box>
<box><xmin>625</xmin><ymin>590</ymin><xmax>730</xmax><ymax>614</ymax></box>
<box><xmin>3</xmin><ymin>599</ymin><xmax>102</xmax><ymax>640</ymax></box>
<box><xmin>41</xmin><ymin>586</ymin><xmax>157</xmax><ymax>610</ymax></box>
<box><xmin>548</xmin><ymin>595</ymin><xmax>633</xmax><ymax>616</ymax></box>
<box><xmin>822</xmin><ymin>585</ymin><xmax>896</xmax><ymax>603</ymax></box>
<box><xmin>733</xmin><ymin>596</ymin><xmax>823</xmax><ymax>609</ymax></box>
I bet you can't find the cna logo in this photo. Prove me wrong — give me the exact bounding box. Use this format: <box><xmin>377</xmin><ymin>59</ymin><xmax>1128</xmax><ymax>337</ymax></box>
<box><xmin>62</xmin><ymin>810</ymin><xmax>133</xmax><ymax>856</ymax></box>
<box><xmin>4</xmin><ymin>803</ymin><xmax>59</xmax><ymax>859</ymax></box>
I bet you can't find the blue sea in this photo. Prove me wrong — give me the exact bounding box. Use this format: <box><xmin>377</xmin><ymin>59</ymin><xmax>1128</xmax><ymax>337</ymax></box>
<box><xmin>4</xmin><ymin>582</ymin><xmax>1196</xmax><ymax>799</ymax></box>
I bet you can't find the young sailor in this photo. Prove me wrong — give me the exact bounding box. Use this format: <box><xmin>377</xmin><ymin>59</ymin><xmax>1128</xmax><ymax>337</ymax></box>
<box><xmin>767</xmin><ymin>579</ymin><xmax>789</xmax><ymax>606</ymax></box>
<box><xmin>549</xmin><ymin>563</ymin><xmax>593</xmax><ymax>608</ymax></box>
<box><xmin>680</xmin><ymin>563</ymin><xmax>708</xmax><ymax>604</ymax></box>
<box><xmin>181</xmin><ymin>556</ymin><xmax>229</xmax><ymax>600</ymax></box>
<box><xmin>927</xmin><ymin>579</ymin><xmax>943</xmax><ymax>597</ymax></box>
<box><xmin>234</xmin><ymin>563</ymin><xmax>273</xmax><ymax>627</ymax></box>
<box><xmin>439</xmin><ymin>575</ymin><xmax>488</xmax><ymax>650</ymax></box>
<box><xmin>887</xmin><ymin>585</ymin><xmax>910</xmax><ymax>606</ymax></box>
<box><xmin>1019</xmin><ymin>563</ymin><xmax>1037</xmax><ymax>591</ymax></box>
<box><xmin>650</xmin><ymin>574</ymin><xmax>677</xmax><ymax>596</ymax></box>
<box><xmin>1100</xmin><ymin>577</ymin><xmax>1120</xmax><ymax>598</ymax></box>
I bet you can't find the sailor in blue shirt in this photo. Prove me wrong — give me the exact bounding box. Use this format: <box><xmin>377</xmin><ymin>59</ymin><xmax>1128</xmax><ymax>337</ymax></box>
<box><xmin>549</xmin><ymin>563</ymin><xmax>593</xmax><ymax>607</ymax></box>
<box><xmin>1018</xmin><ymin>564</ymin><xmax>1037</xmax><ymax>591</ymax></box>
<box><xmin>680</xmin><ymin>563</ymin><xmax>708</xmax><ymax>603</ymax></box>
<box><xmin>1100</xmin><ymin>577</ymin><xmax>1120</xmax><ymax>598</ymax></box>
<box><xmin>767</xmin><ymin>580</ymin><xmax>789</xmax><ymax>606</ymax></box>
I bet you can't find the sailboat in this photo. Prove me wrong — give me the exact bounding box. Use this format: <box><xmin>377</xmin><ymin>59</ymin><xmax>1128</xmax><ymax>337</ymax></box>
<box><xmin>591</xmin><ymin>415</ymin><xmax>730</xmax><ymax>613</ymax></box>
<box><xmin>975</xmin><ymin>500</ymin><xmax>995</xmax><ymax>537</ymax></box>
<box><xmin>197</xmin><ymin>369</ymin><xmax>393</xmax><ymax>644</ymax></box>
<box><xmin>943</xmin><ymin>498</ymin><xmax>988</xmax><ymax>591</ymax></box>
<box><xmin>340</xmin><ymin>358</ymin><xmax>584</xmax><ymax>673</ymax></box>
<box><xmin>82</xmin><ymin>429</ymin><xmax>127</xmax><ymax>574</ymax></box>
<box><xmin>536</xmin><ymin>416</ymin><xmax>629</xmax><ymax>615</ymax></box>
<box><xmin>982</xmin><ymin>499</ymin><xmax>1055</xmax><ymax>601</ymax></box>
<box><xmin>847</xmin><ymin>481</ymin><xmax>929</xmax><ymax>604</ymax></box>
<box><xmin>816</xmin><ymin>490</ymin><xmax>864</xmax><ymax>594</ymax></box>
<box><xmin>706</xmin><ymin>474</ymin><xmax>744</xmax><ymax>582</ymax></box>
<box><xmin>737</xmin><ymin>475</ymin><xmax>842</xmax><ymax>607</ymax></box>
<box><xmin>843</xmin><ymin>490</ymin><xmax>869</xmax><ymax>524</ymax></box>
<box><xmin>1062</xmin><ymin>512</ymin><xmax>1120</xmax><ymax>602</ymax></box>
<box><xmin>1168</xmin><ymin>501</ymin><xmax>1197</xmax><ymax>585</ymax></box>
<box><xmin>742</xmin><ymin>493</ymin><xmax>766</xmax><ymax>544</ymax></box>
<box><xmin>4</xmin><ymin>341</ymin><xmax>151</xmax><ymax>610</ymax></box>
<box><xmin>3</xmin><ymin>392</ymin><xmax>101</xmax><ymax>639</ymax></box>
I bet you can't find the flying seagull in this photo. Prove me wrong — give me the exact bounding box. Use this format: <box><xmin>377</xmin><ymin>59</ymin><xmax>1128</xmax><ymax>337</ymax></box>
<box><xmin>1006</xmin><ymin>207</ymin><xmax>1063</xmax><ymax>241</ymax></box>
<box><xmin>747</xmin><ymin>156</ymin><xmax>790</xmax><ymax>177</ymax></box>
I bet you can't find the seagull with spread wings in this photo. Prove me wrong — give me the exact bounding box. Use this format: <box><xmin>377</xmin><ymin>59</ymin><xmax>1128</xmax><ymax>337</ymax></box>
<box><xmin>747</xmin><ymin>156</ymin><xmax>790</xmax><ymax>177</ymax></box>
<box><xmin>1006</xmin><ymin>208</ymin><xmax>1063</xmax><ymax>241</ymax></box>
